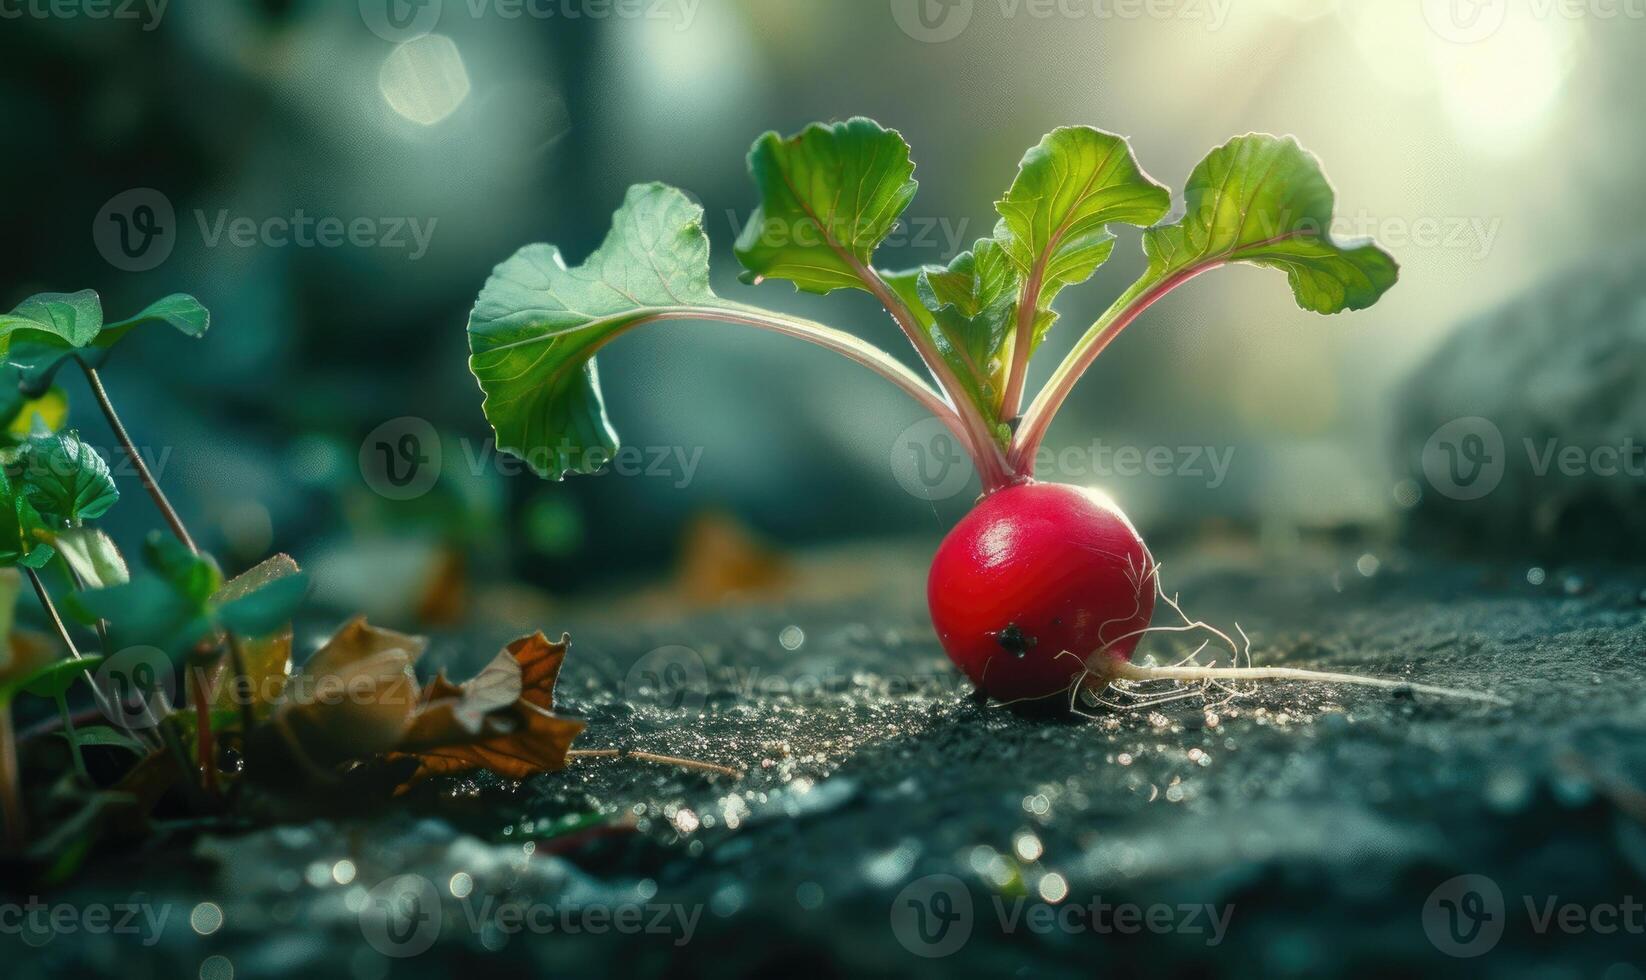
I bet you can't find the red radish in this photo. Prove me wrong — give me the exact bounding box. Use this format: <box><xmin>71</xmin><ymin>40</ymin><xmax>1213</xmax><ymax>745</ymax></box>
<box><xmin>469</xmin><ymin>120</ymin><xmax>1507</xmax><ymax>708</ymax></box>
<box><xmin>928</xmin><ymin>483</ymin><xmax>1155</xmax><ymax>702</ymax></box>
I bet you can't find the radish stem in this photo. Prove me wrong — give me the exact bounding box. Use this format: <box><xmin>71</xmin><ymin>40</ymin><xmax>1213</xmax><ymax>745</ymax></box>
<box><xmin>857</xmin><ymin>266</ymin><xmax>1016</xmax><ymax>491</ymax></box>
<box><xmin>1011</xmin><ymin>266</ymin><xmax>1217</xmax><ymax>470</ymax></box>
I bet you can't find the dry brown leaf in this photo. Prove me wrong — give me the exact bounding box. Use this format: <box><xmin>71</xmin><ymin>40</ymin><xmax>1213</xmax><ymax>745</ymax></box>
<box><xmin>265</xmin><ymin>616</ymin><xmax>428</xmax><ymax>772</ymax></box>
<box><xmin>674</xmin><ymin>511</ymin><xmax>791</xmax><ymax>605</ymax></box>
<box><xmin>386</xmin><ymin>632</ymin><xmax>585</xmax><ymax>791</ymax></box>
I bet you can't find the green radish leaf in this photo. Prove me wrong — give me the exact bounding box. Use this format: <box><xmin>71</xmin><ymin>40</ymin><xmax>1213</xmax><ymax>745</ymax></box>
<box><xmin>468</xmin><ymin>183</ymin><xmax>735</xmax><ymax>480</ymax></box>
<box><xmin>734</xmin><ymin>118</ymin><xmax>918</xmax><ymax>295</ymax></box>
<box><xmin>52</xmin><ymin>527</ymin><xmax>130</xmax><ymax>589</ymax></box>
<box><xmin>884</xmin><ymin>239</ymin><xmax>1019</xmax><ymax>422</ymax></box>
<box><xmin>1140</xmin><ymin>134</ymin><xmax>1398</xmax><ymax>313</ymax></box>
<box><xmin>996</xmin><ymin>127</ymin><xmax>1170</xmax><ymax>349</ymax></box>
<box><xmin>0</xmin><ymin>291</ymin><xmax>210</xmax><ymax>396</ymax></box>
<box><xmin>15</xmin><ymin>429</ymin><xmax>119</xmax><ymax>525</ymax></box>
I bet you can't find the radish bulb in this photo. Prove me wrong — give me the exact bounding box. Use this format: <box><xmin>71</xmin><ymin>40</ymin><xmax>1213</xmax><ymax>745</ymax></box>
<box><xmin>928</xmin><ymin>483</ymin><xmax>1155</xmax><ymax>703</ymax></box>
<box><xmin>467</xmin><ymin>120</ymin><xmax>1507</xmax><ymax>710</ymax></box>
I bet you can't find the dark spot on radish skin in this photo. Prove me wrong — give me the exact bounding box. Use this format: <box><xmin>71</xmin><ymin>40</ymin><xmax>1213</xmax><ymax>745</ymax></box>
<box><xmin>996</xmin><ymin>623</ymin><xmax>1037</xmax><ymax>659</ymax></box>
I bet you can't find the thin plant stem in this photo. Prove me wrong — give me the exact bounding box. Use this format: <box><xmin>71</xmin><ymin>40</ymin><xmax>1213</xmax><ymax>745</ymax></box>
<box><xmin>81</xmin><ymin>364</ymin><xmax>198</xmax><ymax>555</ymax></box>
<box><xmin>190</xmin><ymin>665</ymin><xmax>217</xmax><ymax>795</ymax></box>
<box><xmin>22</xmin><ymin>567</ymin><xmax>156</xmax><ymax>748</ymax></box>
<box><xmin>0</xmin><ymin>704</ymin><xmax>24</xmax><ymax>850</ymax></box>
<box><xmin>224</xmin><ymin>633</ymin><xmax>256</xmax><ymax>740</ymax></box>
<box><xmin>53</xmin><ymin>692</ymin><xmax>89</xmax><ymax>782</ymax></box>
<box><xmin>1011</xmin><ymin>266</ymin><xmax>1218</xmax><ymax>471</ymax></box>
<box><xmin>855</xmin><ymin>268</ymin><xmax>1017</xmax><ymax>491</ymax></box>
<box><xmin>25</xmin><ymin>567</ymin><xmax>82</xmax><ymax>660</ymax></box>
<box><xmin>54</xmin><ymin>560</ymin><xmax>161</xmax><ymax>751</ymax></box>
<box><xmin>567</xmin><ymin>748</ymin><xmax>741</xmax><ymax>778</ymax></box>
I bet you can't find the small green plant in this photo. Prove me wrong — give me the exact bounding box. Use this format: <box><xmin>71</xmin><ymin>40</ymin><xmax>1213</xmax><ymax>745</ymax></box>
<box><xmin>0</xmin><ymin>292</ymin><xmax>720</xmax><ymax>866</ymax></box>
<box><xmin>468</xmin><ymin>118</ymin><xmax>1502</xmax><ymax>708</ymax></box>
<box><xmin>0</xmin><ymin>289</ymin><xmax>312</xmax><ymax>855</ymax></box>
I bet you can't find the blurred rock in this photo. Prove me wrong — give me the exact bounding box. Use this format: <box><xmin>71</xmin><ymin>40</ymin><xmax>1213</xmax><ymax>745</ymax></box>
<box><xmin>1397</xmin><ymin>248</ymin><xmax>1646</xmax><ymax>557</ymax></box>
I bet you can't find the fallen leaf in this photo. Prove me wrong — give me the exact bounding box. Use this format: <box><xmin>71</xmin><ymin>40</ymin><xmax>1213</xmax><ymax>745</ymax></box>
<box><xmin>386</xmin><ymin>632</ymin><xmax>585</xmax><ymax>791</ymax></box>
<box><xmin>262</xmin><ymin>616</ymin><xmax>427</xmax><ymax>774</ymax></box>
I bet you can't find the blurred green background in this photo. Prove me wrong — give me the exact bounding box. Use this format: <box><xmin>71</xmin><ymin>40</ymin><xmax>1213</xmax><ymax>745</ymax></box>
<box><xmin>1</xmin><ymin>0</ymin><xmax>1635</xmax><ymax>615</ymax></box>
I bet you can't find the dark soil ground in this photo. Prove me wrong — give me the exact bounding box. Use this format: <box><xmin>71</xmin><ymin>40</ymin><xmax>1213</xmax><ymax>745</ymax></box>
<box><xmin>9</xmin><ymin>540</ymin><xmax>1646</xmax><ymax>979</ymax></box>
